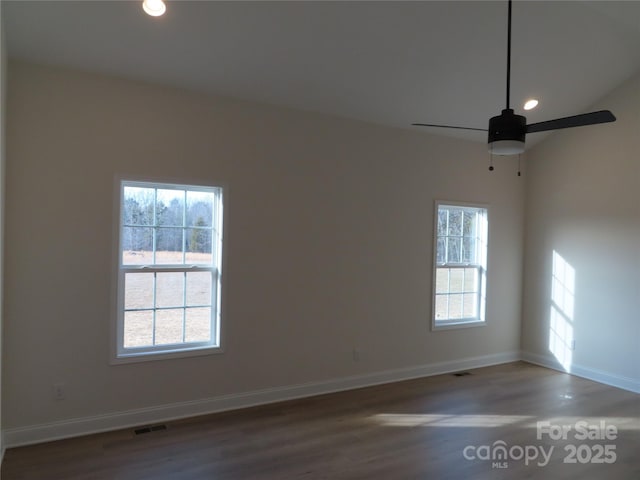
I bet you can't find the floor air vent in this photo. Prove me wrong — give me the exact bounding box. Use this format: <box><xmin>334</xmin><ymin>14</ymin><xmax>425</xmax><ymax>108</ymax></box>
<box><xmin>452</xmin><ymin>372</ymin><xmax>472</xmax><ymax>377</ymax></box>
<box><xmin>134</xmin><ymin>424</ymin><xmax>167</xmax><ymax>435</ymax></box>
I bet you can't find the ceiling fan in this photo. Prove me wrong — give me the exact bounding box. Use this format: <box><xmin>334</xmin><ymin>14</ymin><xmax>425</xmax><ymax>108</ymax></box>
<box><xmin>412</xmin><ymin>0</ymin><xmax>616</xmax><ymax>156</ymax></box>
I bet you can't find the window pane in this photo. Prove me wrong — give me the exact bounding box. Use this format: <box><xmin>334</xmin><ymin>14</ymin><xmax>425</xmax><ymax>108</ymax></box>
<box><xmin>124</xmin><ymin>310</ymin><xmax>153</xmax><ymax>348</ymax></box>
<box><xmin>462</xmin><ymin>237</ymin><xmax>477</xmax><ymax>264</ymax></box>
<box><xmin>187</xmin><ymin>191</ymin><xmax>214</xmax><ymax>227</ymax></box>
<box><xmin>186</xmin><ymin>228</ymin><xmax>213</xmax><ymax>264</ymax></box>
<box><xmin>156</xmin><ymin>272</ymin><xmax>184</xmax><ymax>308</ymax></box>
<box><xmin>122</xmin><ymin>227</ymin><xmax>153</xmax><ymax>264</ymax></box>
<box><xmin>124</xmin><ymin>273</ymin><xmax>154</xmax><ymax>310</ymax></box>
<box><xmin>447</xmin><ymin>237</ymin><xmax>461</xmax><ymax>263</ymax></box>
<box><xmin>185</xmin><ymin>307</ymin><xmax>211</xmax><ymax>343</ymax></box>
<box><xmin>436</xmin><ymin>238</ymin><xmax>446</xmax><ymax>264</ymax></box>
<box><xmin>123</xmin><ymin>187</ymin><xmax>154</xmax><ymax>226</ymax></box>
<box><xmin>156</xmin><ymin>189</ymin><xmax>184</xmax><ymax>227</ymax></box>
<box><xmin>464</xmin><ymin>268</ymin><xmax>479</xmax><ymax>292</ymax></box>
<box><xmin>154</xmin><ymin>251</ymin><xmax>184</xmax><ymax>265</ymax></box>
<box><xmin>435</xmin><ymin>268</ymin><xmax>450</xmax><ymax>294</ymax></box>
<box><xmin>448</xmin><ymin>210</ymin><xmax>463</xmax><ymax>236</ymax></box>
<box><xmin>437</xmin><ymin>210</ymin><xmax>448</xmax><ymax>236</ymax></box>
<box><xmin>186</xmin><ymin>272</ymin><xmax>212</xmax><ymax>306</ymax></box>
<box><xmin>435</xmin><ymin>295</ymin><xmax>448</xmax><ymax>320</ymax></box>
<box><xmin>463</xmin><ymin>211</ymin><xmax>476</xmax><ymax>236</ymax></box>
<box><xmin>448</xmin><ymin>294</ymin><xmax>463</xmax><ymax>319</ymax></box>
<box><xmin>449</xmin><ymin>269</ymin><xmax>464</xmax><ymax>293</ymax></box>
<box><xmin>463</xmin><ymin>293</ymin><xmax>478</xmax><ymax>318</ymax></box>
<box><xmin>156</xmin><ymin>227</ymin><xmax>183</xmax><ymax>263</ymax></box>
<box><xmin>155</xmin><ymin>309</ymin><xmax>184</xmax><ymax>345</ymax></box>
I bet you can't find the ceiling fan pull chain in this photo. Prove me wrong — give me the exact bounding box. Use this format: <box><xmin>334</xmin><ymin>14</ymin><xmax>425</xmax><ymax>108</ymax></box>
<box><xmin>489</xmin><ymin>153</ymin><xmax>495</xmax><ymax>171</ymax></box>
<box><xmin>517</xmin><ymin>154</ymin><xmax>522</xmax><ymax>176</ymax></box>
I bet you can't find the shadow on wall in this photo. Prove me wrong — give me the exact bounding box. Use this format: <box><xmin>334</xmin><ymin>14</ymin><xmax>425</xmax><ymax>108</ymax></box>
<box><xmin>548</xmin><ymin>250</ymin><xmax>575</xmax><ymax>372</ymax></box>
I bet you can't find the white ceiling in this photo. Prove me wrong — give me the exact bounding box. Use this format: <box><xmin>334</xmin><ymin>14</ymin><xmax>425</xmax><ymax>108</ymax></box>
<box><xmin>4</xmin><ymin>1</ymin><xmax>640</xmax><ymax>146</ymax></box>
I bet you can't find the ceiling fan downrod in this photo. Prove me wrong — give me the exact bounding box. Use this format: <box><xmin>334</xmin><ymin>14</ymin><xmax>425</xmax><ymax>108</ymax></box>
<box><xmin>506</xmin><ymin>0</ymin><xmax>512</xmax><ymax>111</ymax></box>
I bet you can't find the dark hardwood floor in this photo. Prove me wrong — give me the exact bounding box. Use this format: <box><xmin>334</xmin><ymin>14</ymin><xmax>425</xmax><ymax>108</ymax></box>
<box><xmin>2</xmin><ymin>362</ymin><xmax>639</xmax><ymax>479</ymax></box>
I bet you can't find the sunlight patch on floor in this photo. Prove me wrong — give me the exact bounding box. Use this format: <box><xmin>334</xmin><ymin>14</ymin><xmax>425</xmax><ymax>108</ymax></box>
<box><xmin>372</xmin><ymin>413</ymin><xmax>534</xmax><ymax>428</ymax></box>
<box><xmin>372</xmin><ymin>414</ymin><xmax>640</xmax><ymax>431</ymax></box>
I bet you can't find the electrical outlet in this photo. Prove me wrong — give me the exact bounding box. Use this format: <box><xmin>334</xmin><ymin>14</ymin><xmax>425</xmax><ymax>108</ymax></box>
<box><xmin>52</xmin><ymin>383</ymin><xmax>66</xmax><ymax>401</ymax></box>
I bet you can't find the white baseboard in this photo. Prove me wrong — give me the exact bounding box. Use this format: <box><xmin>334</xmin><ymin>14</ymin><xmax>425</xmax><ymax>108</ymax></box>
<box><xmin>2</xmin><ymin>351</ymin><xmax>520</xmax><ymax>448</ymax></box>
<box><xmin>520</xmin><ymin>351</ymin><xmax>640</xmax><ymax>394</ymax></box>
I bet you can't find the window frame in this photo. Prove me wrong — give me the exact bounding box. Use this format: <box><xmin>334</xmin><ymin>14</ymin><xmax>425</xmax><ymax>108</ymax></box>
<box><xmin>112</xmin><ymin>179</ymin><xmax>225</xmax><ymax>364</ymax></box>
<box><xmin>431</xmin><ymin>200</ymin><xmax>488</xmax><ymax>331</ymax></box>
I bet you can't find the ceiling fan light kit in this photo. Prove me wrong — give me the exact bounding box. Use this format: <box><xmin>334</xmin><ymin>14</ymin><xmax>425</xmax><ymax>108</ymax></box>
<box><xmin>413</xmin><ymin>0</ymin><xmax>616</xmax><ymax>162</ymax></box>
<box><xmin>488</xmin><ymin>109</ymin><xmax>526</xmax><ymax>155</ymax></box>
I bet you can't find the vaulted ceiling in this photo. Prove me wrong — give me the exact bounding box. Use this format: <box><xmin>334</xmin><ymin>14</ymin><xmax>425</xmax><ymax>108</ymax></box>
<box><xmin>4</xmin><ymin>1</ymin><xmax>640</xmax><ymax>146</ymax></box>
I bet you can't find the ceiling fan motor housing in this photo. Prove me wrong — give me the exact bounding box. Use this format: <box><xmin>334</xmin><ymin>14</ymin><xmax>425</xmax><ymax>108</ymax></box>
<box><xmin>488</xmin><ymin>109</ymin><xmax>526</xmax><ymax>155</ymax></box>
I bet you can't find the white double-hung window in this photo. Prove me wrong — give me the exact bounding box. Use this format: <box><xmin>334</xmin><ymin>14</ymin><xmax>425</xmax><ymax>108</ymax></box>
<box><xmin>114</xmin><ymin>180</ymin><xmax>224</xmax><ymax>362</ymax></box>
<box><xmin>432</xmin><ymin>202</ymin><xmax>488</xmax><ymax>330</ymax></box>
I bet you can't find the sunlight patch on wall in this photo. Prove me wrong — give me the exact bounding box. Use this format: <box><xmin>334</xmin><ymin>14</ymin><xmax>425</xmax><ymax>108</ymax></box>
<box><xmin>549</xmin><ymin>251</ymin><xmax>575</xmax><ymax>371</ymax></box>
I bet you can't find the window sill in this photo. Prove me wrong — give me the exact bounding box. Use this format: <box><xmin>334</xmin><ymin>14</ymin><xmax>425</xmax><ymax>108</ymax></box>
<box><xmin>111</xmin><ymin>344</ymin><xmax>223</xmax><ymax>365</ymax></box>
<box><xmin>432</xmin><ymin>320</ymin><xmax>486</xmax><ymax>331</ymax></box>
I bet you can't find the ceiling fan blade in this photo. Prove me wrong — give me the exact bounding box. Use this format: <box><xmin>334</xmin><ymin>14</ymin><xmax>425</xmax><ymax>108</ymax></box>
<box><xmin>526</xmin><ymin>110</ymin><xmax>616</xmax><ymax>134</ymax></box>
<box><xmin>412</xmin><ymin>123</ymin><xmax>487</xmax><ymax>132</ymax></box>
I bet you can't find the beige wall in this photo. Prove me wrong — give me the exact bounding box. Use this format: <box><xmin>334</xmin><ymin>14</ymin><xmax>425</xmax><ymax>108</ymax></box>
<box><xmin>3</xmin><ymin>61</ymin><xmax>524</xmax><ymax>432</ymax></box>
<box><xmin>522</xmin><ymin>72</ymin><xmax>640</xmax><ymax>391</ymax></box>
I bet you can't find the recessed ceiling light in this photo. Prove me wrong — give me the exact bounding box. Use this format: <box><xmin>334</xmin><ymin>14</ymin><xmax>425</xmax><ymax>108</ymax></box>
<box><xmin>524</xmin><ymin>99</ymin><xmax>539</xmax><ymax>111</ymax></box>
<box><xmin>143</xmin><ymin>0</ymin><xmax>166</xmax><ymax>17</ymax></box>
